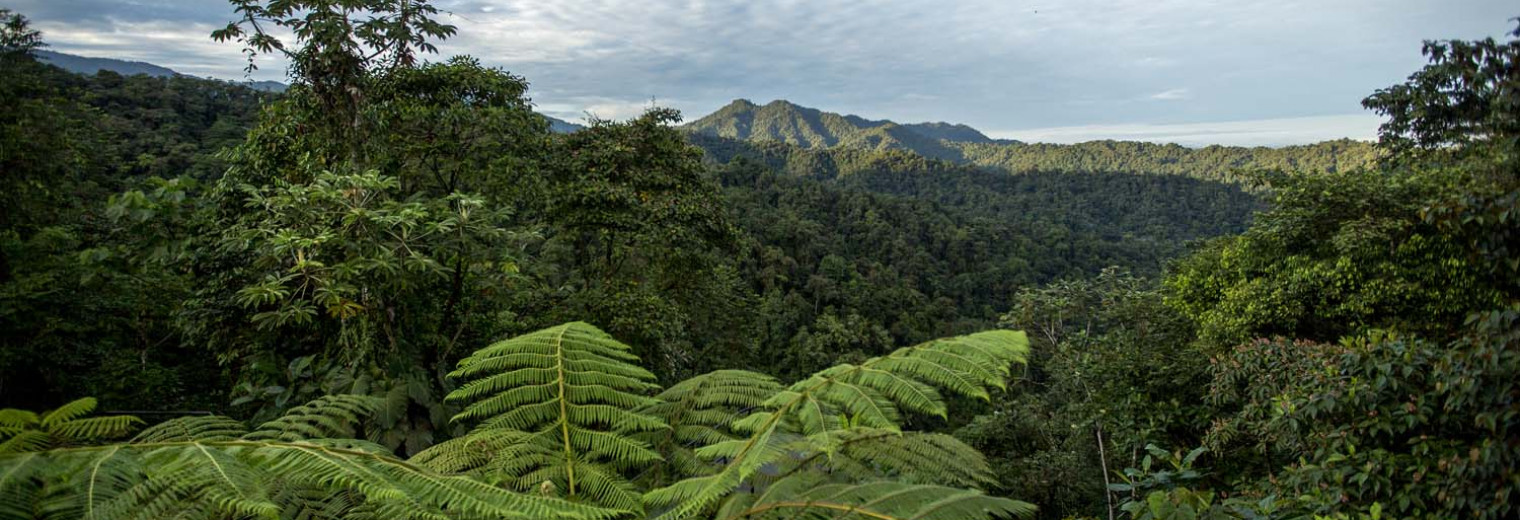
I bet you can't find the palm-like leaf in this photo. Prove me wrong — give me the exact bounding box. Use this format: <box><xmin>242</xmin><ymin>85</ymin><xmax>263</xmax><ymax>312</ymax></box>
<box><xmin>132</xmin><ymin>416</ymin><xmax>251</xmax><ymax>443</ymax></box>
<box><xmin>714</xmin><ymin>474</ymin><xmax>1035</xmax><ymax>520</ymax></box>
<box><xmin>0</xmin><ymin>398</ymin><xmax>141</xmax><ymax>454</ymax></box>
<box><xmin>446</xmin><ymin>321</ymin><xmax>667</xmax><ymax>511</ymax></box>
<box><xmin>645</xmin><ymin>330</ymin><xmax>1029</xmax><ymax>520</ymax></box>
<box><xmin>0</xmin><ymin>440</ymin><xmax>623</xmax><ymax>520</ymax></box>
<box><xmin>245</xmin><ymin>394</ymin><xmax>383</xmax><ymax>442</ymax></box>
<box><xmin>635</xmin><ymin>370</ymin><xmax>782</xmax><ymax>485</ymax></box>
<box><xmin>780</xmin><ymin>428</ymin><xmax>995</xmax><ymax>488</ymax></box>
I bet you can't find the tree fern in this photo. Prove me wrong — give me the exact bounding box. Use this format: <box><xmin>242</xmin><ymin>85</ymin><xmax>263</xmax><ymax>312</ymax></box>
<box><xmin>245</xmin><ymin>394</ymin><xmax>383</xmax><ymax>442</ymax></box>
<box><xmin>0</xmin><ymin>398</ymin><xmax>141</xmax><ymax>454</ymax></box>
<box><xmin>634</xmin><ymin>370</ymin><xmax>782</xmax><ymax>485</ymax></box>
<box><xmin>0</xmin><ymin>439</ymin><xmax>622</xmax><ymax>520</ymax></box>
<box><xmin>445</xmin><ymin>321</ymin><xmax>666</xmax><ymax>511</ymax></box>
<box><xmin>645</xmin><ymin>330</ymin><xmax>1029</xmax><ymax>520</ymax></box>
<box><xmin>779</xmin><ymin>428</ymin><xmax>995</xmax><ymax>488</ymax></box>
<box><xmin>712</xmin><ymin>474</ymin><xmax>1036</xmax><ymax>520</ymax></box>
<box><xmin>131</xmin><ymin>416</ymin><xmax>250</xmax><ymax>443</ymax></box>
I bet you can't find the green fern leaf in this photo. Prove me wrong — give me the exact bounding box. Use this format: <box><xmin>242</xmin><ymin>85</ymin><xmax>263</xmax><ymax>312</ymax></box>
<box><xmin>245</xmin><ymin>395</ymin><xmax>382</xmax><ymax>442</ymax></box>
<box><xmin>446</xmin><ymin>321</ymin><xmax>667</xmax><ymax>511</ymax></box>
<box><xmin>715</xmin><ymin>474</ymin><xmax>1036</xmax><ymax>520</ymax></box>
<box><xmin>635</xmin><ymin>370</ymin><xmax>781</xmax><ymax>485</ymax></box>
<box><xmin>40</xmin><ymin>398</ymin><xmax>98</xmax><ymax>430</ymax></box>
<box><xmin>0</xmin><ymin>441</ymin><xmax>625</xmax><ymax>520</ymax></box>
<box><xmin>646</xmin><ymin>329</ymin><xmax>1029</xmax><ymax>520</ymax></box>
<box><xmin>782</xmin><ymin>429</ymin><xmax>996</xmax><ymax>488</ymax></box>
<box><xmin>131</xmin><ymin>416</ymin><xmax>250</xmax><ymax>443</ymax></box>
<box><xmin>0</xmin><ymin>399</ymin><xmax>142</xmax><ymax>454</ymax></box>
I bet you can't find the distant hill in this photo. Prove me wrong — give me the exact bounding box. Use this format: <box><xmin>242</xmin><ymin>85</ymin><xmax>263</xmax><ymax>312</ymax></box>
<box><xmin>684</xmin><ymin>99</ymin><xmax>1378</xmax><ymax>182</ymax></box>
<box><xmin>546</xmin><ymin>115</ymin><xmax>585</xmax><ymax>133</ymax></box>
<box><xmin>682</xmin><ymin>99</ymin><xmax>1002</xmax><ymax>160</ymax></box>
<box><xmin>35</xmin><ymin>50</ymin><xmax>177</xmax><ymax>78</ymax></box>
<box><xmin>36</xmin><ymin>50</ymin><xmax>288</xmax><ymax>92</ymax></box>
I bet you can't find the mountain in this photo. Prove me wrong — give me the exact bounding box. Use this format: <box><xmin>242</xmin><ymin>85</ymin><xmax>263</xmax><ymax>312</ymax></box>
<box><xmin>36</xmin><ymin>50</ymin><xmax>288</xmax><ymax>92</ymax></box>
<box><xmin>545</xmin><ymin>115</ymin><xmax>585</xmax><ymax>133</ymax></box>
<box><xmin>684</xmin><ymin>99</ymin><xmax>1378</xmax><ymax>182</ymax></box>
<box><xmin>35</xmin><ymin>50</ymin><xmax>177</xmax><ymax>78</ymax></box>
<box><xmin>682</xmin><ymin>99</ymin><xmax>1001</xmax><ymax>160</ymax></box>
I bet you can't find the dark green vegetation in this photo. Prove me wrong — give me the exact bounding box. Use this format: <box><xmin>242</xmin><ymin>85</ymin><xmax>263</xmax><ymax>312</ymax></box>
<box><xmin>2</xmin><ymin>2</ymin><xmax>1517</xmax><ymax>520</ymax></box>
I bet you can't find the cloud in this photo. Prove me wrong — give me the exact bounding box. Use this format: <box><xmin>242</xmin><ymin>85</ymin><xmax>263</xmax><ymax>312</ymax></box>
<box><xmin>1150</xmin><ymin>88</ymin><xmax>1192</xmax><ymax>101</ymax></box>
<box><xmin>9</xmin><ymin>0</ymin><xmax>1518</xmax><ymax>145</ymax></box>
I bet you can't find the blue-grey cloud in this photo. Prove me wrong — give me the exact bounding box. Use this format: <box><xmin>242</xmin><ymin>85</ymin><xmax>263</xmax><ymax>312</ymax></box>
<box><xmin>11</xmin><ymin>0</ymin><xmax>1518</xmax><ymax>145</ymax></box>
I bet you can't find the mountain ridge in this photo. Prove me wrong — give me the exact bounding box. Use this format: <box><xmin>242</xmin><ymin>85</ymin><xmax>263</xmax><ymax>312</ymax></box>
<box><xmin>36</xmin><ymin>50</ymin><xmax>289</xmax><ymax>92</ymax></box>
<box><xmin>34</xmin><ymin>50</ymin><xmax>588</xmax><ymax>133</ymax></box>
<box><xmin>682</xmin><ymin>98</ymin><xmax>1379</xmax><ymax>181</ymax></box>
<box><xmin>682</xmin><ymin>99</ymin><xmax>1007</xmax><ymax>159</ymax></box>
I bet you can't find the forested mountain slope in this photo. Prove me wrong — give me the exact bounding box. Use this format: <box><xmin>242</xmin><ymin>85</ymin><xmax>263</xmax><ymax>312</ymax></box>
<box><xmin>1</xmin><ymin>50</ymin><xmax>1262</xmax><ymax>409</ymax></box>
<box><xmin>4</xmin><ymin>4</ymin><xmax>1518</xmax><ymax>520</ymax></box>
<box><xmin>685</xmin><ymin>99</ymin><xmax>1379</xmax><ymax>182</ymax></box>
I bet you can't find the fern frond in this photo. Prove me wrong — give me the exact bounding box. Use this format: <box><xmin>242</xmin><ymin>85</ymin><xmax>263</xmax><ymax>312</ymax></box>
<box><xmin>245</xmin><ymin>395</ymin><xmax>383</xmax><ymax>442</ymax></box>
<box><xmin>132</xmin><ymin>416</ymin><xmax>250</xmax><ymax>443</ymax></box>
<box><xmin>0</xmin><ymin>441</ymin><xmax>625</xmax><ymax>520</ymax></box>
<box><xmin>0</xmin><ymin>431</ymin><xmax>51</xmax><ymax>455</ymax></box>
<box><xmin>0</xmin><ymin>410</ymin><xmax>39</xmax><ymax>430</ymax></box>
<box><xmin>409</xmin><ymin>428</ymin><xmax>534</xmax><ymax>474</ymax></box>
<box><xmin>646</xmin><ymin>330</ymin><xmax>1029</xmax><ymax>520</ymax></box>
<box><xmin>715</xmin><ymin>474</ymin><xmax>1036</xmax><ymax>520</ymax></box>
<box><xmin>782</xmin><ymin>429</ymin><xmax>996</xmax><ymax>488</ymax></box>
<box><xmin>446</xmin><ymin>322</ymin><xmax>667</xmax><ymax>511</ymax></box>
<box><xmin>40</xmin><ymin>398</ymin><xmax>97</xmax><ymax>429</ymax></box>
<box><xmin>50</xmin><ymin>416</ymin><xmax>143</xmax><ymax>442</ymax></box>
<box><xmin>0</xmin><ymin>399</ymin><xmax>142</xmax><ymax>453</ymax></box>
<box><xmin>632</xmin><ymin>370</ymin><xmax>782</xmax><ymax>486</ymax></box>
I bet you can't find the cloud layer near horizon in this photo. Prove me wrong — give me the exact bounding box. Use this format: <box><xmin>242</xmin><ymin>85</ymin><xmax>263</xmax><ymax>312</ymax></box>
<box><xmin>12</xmin><ymin>0</ymin><xmax>1516</xmax><ymax>145</ymax></box>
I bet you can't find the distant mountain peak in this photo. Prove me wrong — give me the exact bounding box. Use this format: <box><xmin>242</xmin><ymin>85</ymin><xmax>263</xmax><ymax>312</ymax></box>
<box><xmin>684</xmin><ymin>98</ymin><xmax>996</xmax><ymax>158</ymax></box>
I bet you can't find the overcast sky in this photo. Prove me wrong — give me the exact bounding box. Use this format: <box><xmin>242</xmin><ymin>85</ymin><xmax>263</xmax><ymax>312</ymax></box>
<box><xmin>12</xmin><ymin>0</ymin><xmax>1517</xmax><ymax>146</ymax></box>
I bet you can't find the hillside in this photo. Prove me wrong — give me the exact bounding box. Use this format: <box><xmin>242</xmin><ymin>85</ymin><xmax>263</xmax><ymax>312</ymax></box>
<box><xmin>34</xmin><ymin>50</ymin><xmax>177</xmax><ymax>77</ymax></box>
<box><xmin>683</xmin><ymin>99</ymin><xmax>996</xmax><ymax>159</ymax></box>
<box><xmin>684</xmin><ymin>99</ymin><xmax>1380</xmax><ymax>182</ymax></box>
<box><xmin>36</xmin><ymin>50</ymin><xmax>289</xmax><ymax>92</ymax></box>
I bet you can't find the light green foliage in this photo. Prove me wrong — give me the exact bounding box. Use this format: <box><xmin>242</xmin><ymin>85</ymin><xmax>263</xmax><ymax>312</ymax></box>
<box><xmin>0</xmin><ymin>325</ymin><xmax>1040</xmax><ymax>520</ymax></box>
<box><xmin>0</xmin><ymin>439</ymin><xmax>617</xmax><ymax>520</ymax></box>
<box><xmin>1</xmin><ymin>394</ymin><xmax>625</xmax><ymax>520</ymax></box>
<box><xmin>0</xmin><ymin>398</ymin><xmax>141</xmax><ymax>454</ymax></box>
<box><xmin>778</xmin><ymin>428</ymin><xmax>996</xmax><ymax>488</ymax></box>
<box><xmin>645</xmin><ymin>329</ymin><xmax>1029</xmax><ymax>519</ymax></box>
<box><xmin>713</xmin><ymin>474</ymin><xmax>1036</xmax><ymax>520</ymax></box>
<box><xmin>443</xmin><ymin>321</ymin><xmax>664</xmax><ymax>511</ymax></box>
<box><xmin>634</xmin><ymin>370</ymin><xmax>783</xmax><ymax>486</ymax></box>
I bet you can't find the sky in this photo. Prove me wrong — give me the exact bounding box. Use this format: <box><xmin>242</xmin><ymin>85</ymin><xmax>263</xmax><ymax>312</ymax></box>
<box><xmin>12</xmin><ymin>0</ymin><xmax>1517</xmax><ymax>146</ymax></box>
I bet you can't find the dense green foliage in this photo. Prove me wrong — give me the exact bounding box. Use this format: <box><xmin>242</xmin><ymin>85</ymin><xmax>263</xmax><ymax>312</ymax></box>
<box><xmin>2</xmin><ymin>322</ymin><xmax>1034</xmax><ymax>520</ymax></box>
<box><xmin>952</xmin><ymin>21</ymin><xmax>1520</xmax><ymax>520</ymax></box>
<box><xmin>2</xmin><ymin>2</ymin><xmax>1517</xmax><ymax>520</ymax></box>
